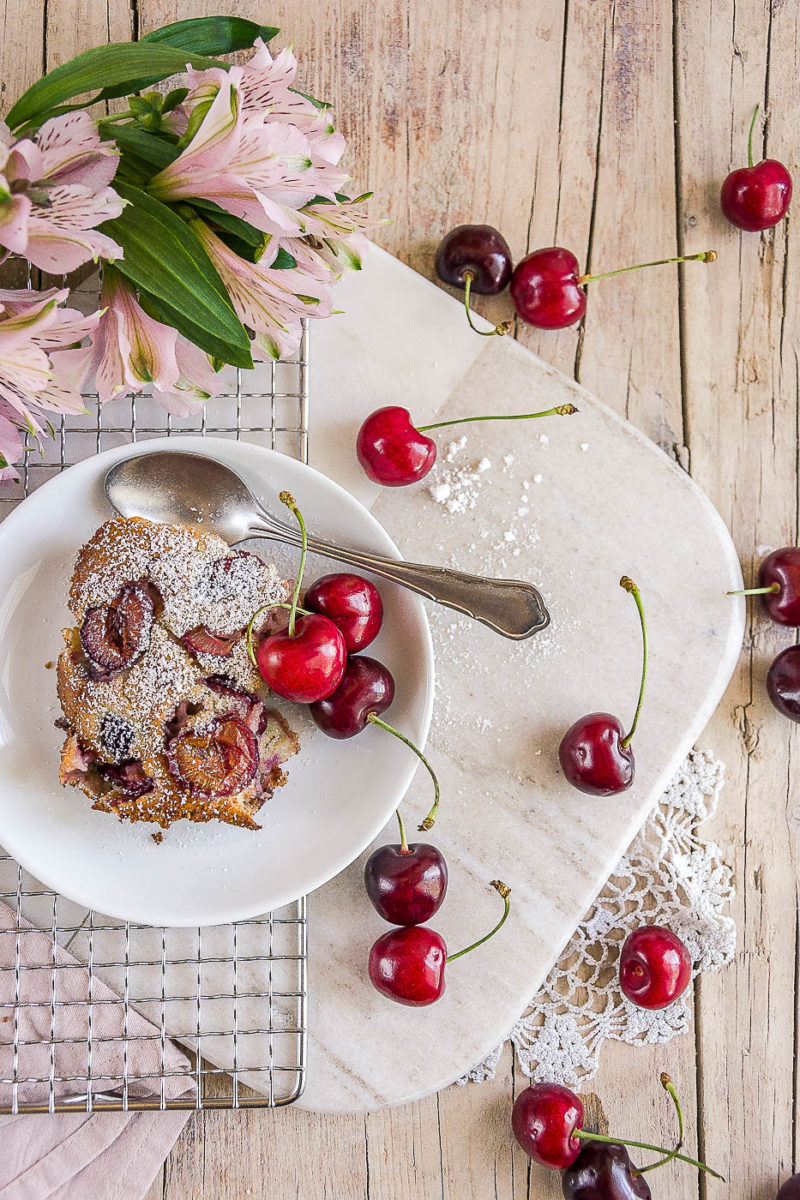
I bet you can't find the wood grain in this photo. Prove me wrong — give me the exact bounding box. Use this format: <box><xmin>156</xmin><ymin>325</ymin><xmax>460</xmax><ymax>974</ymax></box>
<box><xmin>2</xmin><ymin>0</ymin><xmax>796</xmax><ymax>1195</ymax></box>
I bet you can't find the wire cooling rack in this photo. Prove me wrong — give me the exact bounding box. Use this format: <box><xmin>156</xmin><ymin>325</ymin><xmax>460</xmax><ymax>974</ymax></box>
<box><xmin>0</xmin><ymin>308</ymin><xmax>309</xmax><ymax>1114</ymax></box>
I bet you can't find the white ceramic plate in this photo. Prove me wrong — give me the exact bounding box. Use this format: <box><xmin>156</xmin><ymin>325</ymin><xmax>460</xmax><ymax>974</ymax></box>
<box><xmin>0</xmin><ymin>436</ymin><xmax>434</xmax><ymax>926</ymax></box>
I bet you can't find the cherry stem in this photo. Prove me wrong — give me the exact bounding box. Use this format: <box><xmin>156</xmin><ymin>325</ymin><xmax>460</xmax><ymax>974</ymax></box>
<box><xmin>727</xmin><ymin>582</ymin><xmax>780</xmax><ymax>597</ymax></box>
<box><xmin>748</xmin><ymin>103</ymin><xmax>760</xmax><ymax>168</ymax></box>
<box><xmin>245</xmin><ymin>601</ymin><xmax>312</xmax><ymax>668</ymax></box>
<box><xmin>280</xmin><ymin>491</ymin><xmax>307</xmax><ymax>638</ymax></box>
<box><xmin>576</xmin><ymin>250</ymin><xmax>717</xmax><ymax>287</ymax></box>
<box><xmin>446</xmin><ymin>881</ymin><xmax>511</xmax><ymax>962</ymax></box>
<box><xmin>620</xmin><ymin>576</ymin><xmax>647</xmax><ymax>750</ymax></box>
<box><xmin>638</xmin><ymin>1073</ymin><xmax>684</xmax><ymax>1174</ymax></box>
<box><xmin>395</xmin><ymin>807</ymin><xmax>409</xmax><ymax>853</ymax></box>
<box><xmin>418</xmin><ymin>404</ymin><xmax>578</xmax><ymax>432</ymax></box>
<box><xmin>461</xmin><ymin>271</ymin><xmax>512</xmax><ymax>338</ymax></box>
<box><xmin>575</xmin><ymin>1130</ymin><xmax>723</xmax><ymax>1181</ymax></box>
<box><xmin>367</xmin><ymin>714</ymin><xmax>441</xmax><ymax>831</ymax></box>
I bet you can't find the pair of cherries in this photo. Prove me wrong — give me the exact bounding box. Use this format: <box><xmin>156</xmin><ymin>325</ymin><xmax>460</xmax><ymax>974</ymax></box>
<box><xmin>512</xmin><ymin>1073</ymin><xmax>722</xmax><ymax>1193</ymax></box>
<box><xmin>366</xmin><ymin>824</ymin><xmax>510</xmax><ymax>1007</ymax></box>
<box><xmin>729</xmin><ymin>547</ymin><xmax>800</xmax><ymax>723</ymax></box>
<box><xmin>436</xmin><ymin>223</ymin><xmax>716</xmax><ymax>335</ymax></box>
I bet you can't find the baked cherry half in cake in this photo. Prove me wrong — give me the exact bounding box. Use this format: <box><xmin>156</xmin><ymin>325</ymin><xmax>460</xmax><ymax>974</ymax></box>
<box><xmin>559</xmin><ymin>577</ymin><xmax>647</xmax><ymax>796</ymax></box>
<box><xmin>368</xmin><ymin>880</ymin><xmax>510</xmax><ymax>1006</ymax></box>
<box><xmin>80</xmin><ymin>580</ymin><xmax>155</xmax><ymax>676</ymax></box>
<box><xmin>721</xmin><ymin>105</ymin><xmax>792</xmax><ymax>232</ymax></box>
<box><xmin>167</xmin><ymin>715</ymin><xmax>259</xmax><ymax>799</ymax></box>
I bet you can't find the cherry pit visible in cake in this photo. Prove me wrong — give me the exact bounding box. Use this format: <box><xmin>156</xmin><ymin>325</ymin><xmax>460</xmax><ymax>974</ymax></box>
<box><xmin>57</xmin><ymin>516</ymin><xmax>299</xmax><ymax>832</ymax></box>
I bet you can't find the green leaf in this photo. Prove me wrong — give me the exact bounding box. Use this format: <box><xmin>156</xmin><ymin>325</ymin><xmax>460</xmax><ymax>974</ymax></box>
<box><xmin>98</xmin><ymin>123</ymin><xmax>179</xmax><ymax>172</ymax></box>
<box><xmin>139</xmin><ymin>288</ymin><xmax>253</xmax><ymax>370</ymax></box>
<box><xmin>290</xmin><ymin>87</ymin><xmax>331</xmax><ymax>110</ymax></box>
<box><xmin>272</xmin><ymin>247</ymin><xmax>297</xmax><ymax>270</ymax></box>
<box><xmin>141</xmin><ymin>16</ymin><xmax>279</xmax><ymax>54</ymax></box>
<box><xmin>190</xmin><ymin>199</ymin><xmax>265</xmax><ymax>248</ymax></box>
<box><xmin>102</xmin><ymin>182</ymin><xmax>252</xmax><ymax>368</ymax></box>
<box><xmin>7</xmin><ymin>43</ymin><xmax>224</xmax><ymax>129</ymax></box>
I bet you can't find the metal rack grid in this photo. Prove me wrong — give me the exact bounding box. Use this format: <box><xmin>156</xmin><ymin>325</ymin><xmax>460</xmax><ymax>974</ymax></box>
<box><xmin>0</xmin><ymin>319</ymin><xmax>310</xmax><ymax>1113</ymax></box>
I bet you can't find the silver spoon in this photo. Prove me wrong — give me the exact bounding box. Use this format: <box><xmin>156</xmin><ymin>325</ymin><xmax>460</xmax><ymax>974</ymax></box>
<box><xmin>105</xmin><ymin>450</ymin><xmax>549</xmax><ymax>640</ymax></box>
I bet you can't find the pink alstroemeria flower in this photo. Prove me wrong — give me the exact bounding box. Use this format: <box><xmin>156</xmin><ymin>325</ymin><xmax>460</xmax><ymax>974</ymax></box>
<box><xmin>0</xmin><ymin>113</ymin><xmax>124</xmax><ymax>272</ymax></box>
<box><xmin>0</xmin><ymin>286</ymin><xmax>100</xmax><ymax>479</ymax></box>
<box><xmin>149</xmin><ymin>71</ymin><xmax>318</xmax><ymax>237</ymax></box>
<box><xmin>192</xmin><ymin>219</ymin><xmax>332</xmax><ymax>360</ymax></box>
<box><xmin>69</xmin><ymin>267</ymin><xmax>222</xmax><ymax>412</ymax></box>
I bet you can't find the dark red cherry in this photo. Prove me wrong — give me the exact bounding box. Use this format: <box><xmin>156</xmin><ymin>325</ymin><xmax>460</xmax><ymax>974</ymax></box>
<box><xmin>256</xmin><ymin>612</ymin><xmax>346</xmax><ymax>704</ymax></box>
<box><xmin>364</xmin><ymin>841</ymin><xmax>448</xmax><ymax>925</ymax></box>
<box><xmin>166</xmin><ymin>714</ymin><xmax>259</xmax><ymax>798</ymax></box>
<box><xmin>309</xmin><ymin>655</ymin><xmax>395</xmax><ymax>738</ymax></box>
<box><xmin>767</xmin><ymin>645</ymin><xmax>800</xmax><ymax>721</ymax></box>
<box><xmin>304</xmin><ymin>572</ymin><xmax>384</xmax><ymax>653</ymax></box>
<box><xmin>559</xmin><ymin>713</ymin><xmax>634</xmax><ymax>796</ymax></box>
<box><xmin>435</xmin><ymin>224</ymin><xmax>512</xmax><ymax>294</ymax></box>
<box><xmin>721</xmin><ymin>159</ymin><xmax>792</xmax><ymax>230</ymax></box>
<box><xmin>754</xmin><ymin>548</ymin><xmax>800</xmax><ymax>625</ymax></box>
<box><xmin>561</xmin><ymin>1142</ymin><xmax>651</xmax><ymax>1200</ymax></box>
<box><xmin>777</xmin><ymin>1174</ymin><xmax>800</xmax><ymax>1200</ymax></box>
<box><xmin>619</xmin><ymin>925</ymin><xmax>692</xmax><ymax>1010</ymax></box>
<box><xmin>356</xmin><ymin>406</ymin><xmax>437</xmax><ymax>486</ymax></box>
<box><xmin>368</xmin><ymin>925</ymin><xmax>447</xmax><ymax>1006</ymax></box>
<box><xmin>80</xmin><ymin>581</ymin><xmax>154</xmax><ymax>675</ymax></box>
<box><xmin>512</xmin><ymin>1082</ymin><xmax>584</xmax><ymax>1169</ymax></box>
<box><xmin>511</xmin><ymin>247</ymin><xmax>586</xmax><ymax>330</ymax></box>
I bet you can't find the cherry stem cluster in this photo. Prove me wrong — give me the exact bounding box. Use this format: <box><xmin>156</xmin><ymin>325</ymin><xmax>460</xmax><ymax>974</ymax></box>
<box><xmin>576</xmin><ymin>250</ymin><xmax>717</xmax><ymax>287</ymax></box>
<box><xmin>368</xmin><ymin>714</ymin><xmax>440</xmax><ymax>831</ymax></box>
<box><xmin>280</xmin><ymin>490</ymin><xmax>307</xmax><ymax>639</ymax></box>
<box><xmin>418</xmin><ymin>404</ymin><xmax>578</xmax><ymax>433</ymax></box>
<box><xmin>446</xmin><ymin>881</ymin><xmax>511</xmax><ymax>962</ymax></box>
<box><xmin>462</xmin><ymin>271</ymin><xmax>512</xmax><ymax>338</ymax></box>
<box><xmin>619</xmin><ymin>576</ymin><xmax>648</xmax><ymax>749</ymax></box>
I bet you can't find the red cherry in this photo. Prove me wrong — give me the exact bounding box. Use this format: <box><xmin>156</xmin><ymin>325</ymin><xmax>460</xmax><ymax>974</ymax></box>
<box><xmin>364</xmin><ymin>837</ymin><xmax>448</xmax><ymax>925</ymax></box>
<box><xmin>730</xmin><ymin>547</ymin><xmax>800</xmax><ymax>626</ymax></box>
<box><xmin>356</xmin><ymin>406</ymin><xmax>437</xmax><ymax>486</ymax></box>
<box><xmin>766</xmin><ymin>644</ymin><xmax>800</xmax><ymax>721</ymax></box>
<box><xmin>511</xmin><ymin>247</ymin><xmax>716</xmax><ymax>330</ymax></box>
<box><xmin>435</xmin><ymin>224</ymin><xmax>513</xmax><ymax>295</ymax></box>
<box><xmin>777</xmin><ymin>1174</ymin><xmax>800</xmax><ymax>1200</ymax></box>
<box><xmin>619</xmin><ymin>925</ymin><xmax>692</xmax><ymax>1010</ymax></box>
<box><xmin>256</xmin><ymin>613</ymin><xmax>346</xmax><ymax>704</ymax></box>
<box><xmin>368</xmin><ymin>925</ymin><xmax>447</xmax><ymax>1006</ymax></box>
<box><xmin>511</xmin><ymin>247</ymin><xmax>586</xmax><ymax>330</ymax></box>
<box><xmin>722</xmin><ymin>160</ymin><xmax>792</xmax><ymax>231</ymax></box>
<box><xmin>559</xmin><ymin>578</ymin><xmax>646</xmax><ymax>797</ymax></box>
<box><xmin>309</xmin><ymin>655</ymin><xmax>395</xmax><ymax>738</ymax></box>
<box><xmin>304</xmin><ymin>572</ymin><xmax>384</xmax><ymax>653</ymax></box>
<box><xmin>512</xmin><ymin>1082</ymin><xmax>584</xmax><ymax>1169</ymax></box>
<box><xmin>559</xmin><ymin>712</ymin><xmax>634</xmax><ymax>796</ymax></box>
<box><xmin>721</xmin><ymin>106</ymin><xmax>791</xmax><ymax>232</ymax></box>
<box><xmin>562</xmin><ymin>1143</ymin><xmax>651</xmax><ymax>1200</ymax></box>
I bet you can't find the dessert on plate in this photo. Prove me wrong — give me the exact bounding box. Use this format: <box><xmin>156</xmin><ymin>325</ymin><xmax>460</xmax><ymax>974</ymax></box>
<box><xmin>57</xmin><ymin>516</ymin><xmax>299</xmax><ymax>831</ymax></box>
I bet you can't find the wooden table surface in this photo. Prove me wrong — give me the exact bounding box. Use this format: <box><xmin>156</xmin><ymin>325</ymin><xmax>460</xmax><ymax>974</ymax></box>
<box><xmin>3</xmin><ymin>1</ymin><xmax>798</xmax><ymax>1196</ymax></box>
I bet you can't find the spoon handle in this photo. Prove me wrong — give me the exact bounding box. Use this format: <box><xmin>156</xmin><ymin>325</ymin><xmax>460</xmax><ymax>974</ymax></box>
<box><xmin>248</xmin><ymin>524</ymin><xmax>549</xmax><ymax>640</ymax></box>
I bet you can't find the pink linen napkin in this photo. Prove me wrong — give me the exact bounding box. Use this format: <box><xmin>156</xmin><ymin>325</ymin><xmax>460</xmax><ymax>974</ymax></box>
<box><xmin>0</xmin><ymin>902</ymin><xmax>194</xmax><ymax>1200</ymax></box>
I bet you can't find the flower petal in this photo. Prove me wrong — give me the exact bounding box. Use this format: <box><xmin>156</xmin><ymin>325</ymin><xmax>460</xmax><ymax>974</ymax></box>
<box><xmin>36</xmin><ymin>111</ymin><xmax>121</xmax><ymax>189</ymax></box>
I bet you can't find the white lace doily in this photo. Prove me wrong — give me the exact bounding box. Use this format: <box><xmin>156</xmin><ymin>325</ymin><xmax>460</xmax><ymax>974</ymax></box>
<box><xmin>462</xmin><ymin>749</ymin><xmax>735</xmax><ymax>1088</ymax></box>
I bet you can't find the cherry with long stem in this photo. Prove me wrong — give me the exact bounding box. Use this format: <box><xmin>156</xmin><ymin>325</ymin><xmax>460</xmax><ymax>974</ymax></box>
<box><xmin>251</xmin><ymin>492</ymin><xmax>346</xmax><ymax>704</ymax></box>
<box><xmin>558</xmin><ymin>576</ymin><xmax>647</xmax><ymax>795</ymax></box>
<box><xmin>575</xmin><ymin>249</ymin><xmax>716</xmax><ymax>287</ymax></box>
<box><xmin>357</xmin><ymin>403</ymin><xmax>578</xmax><ymax>487</ymax></box>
